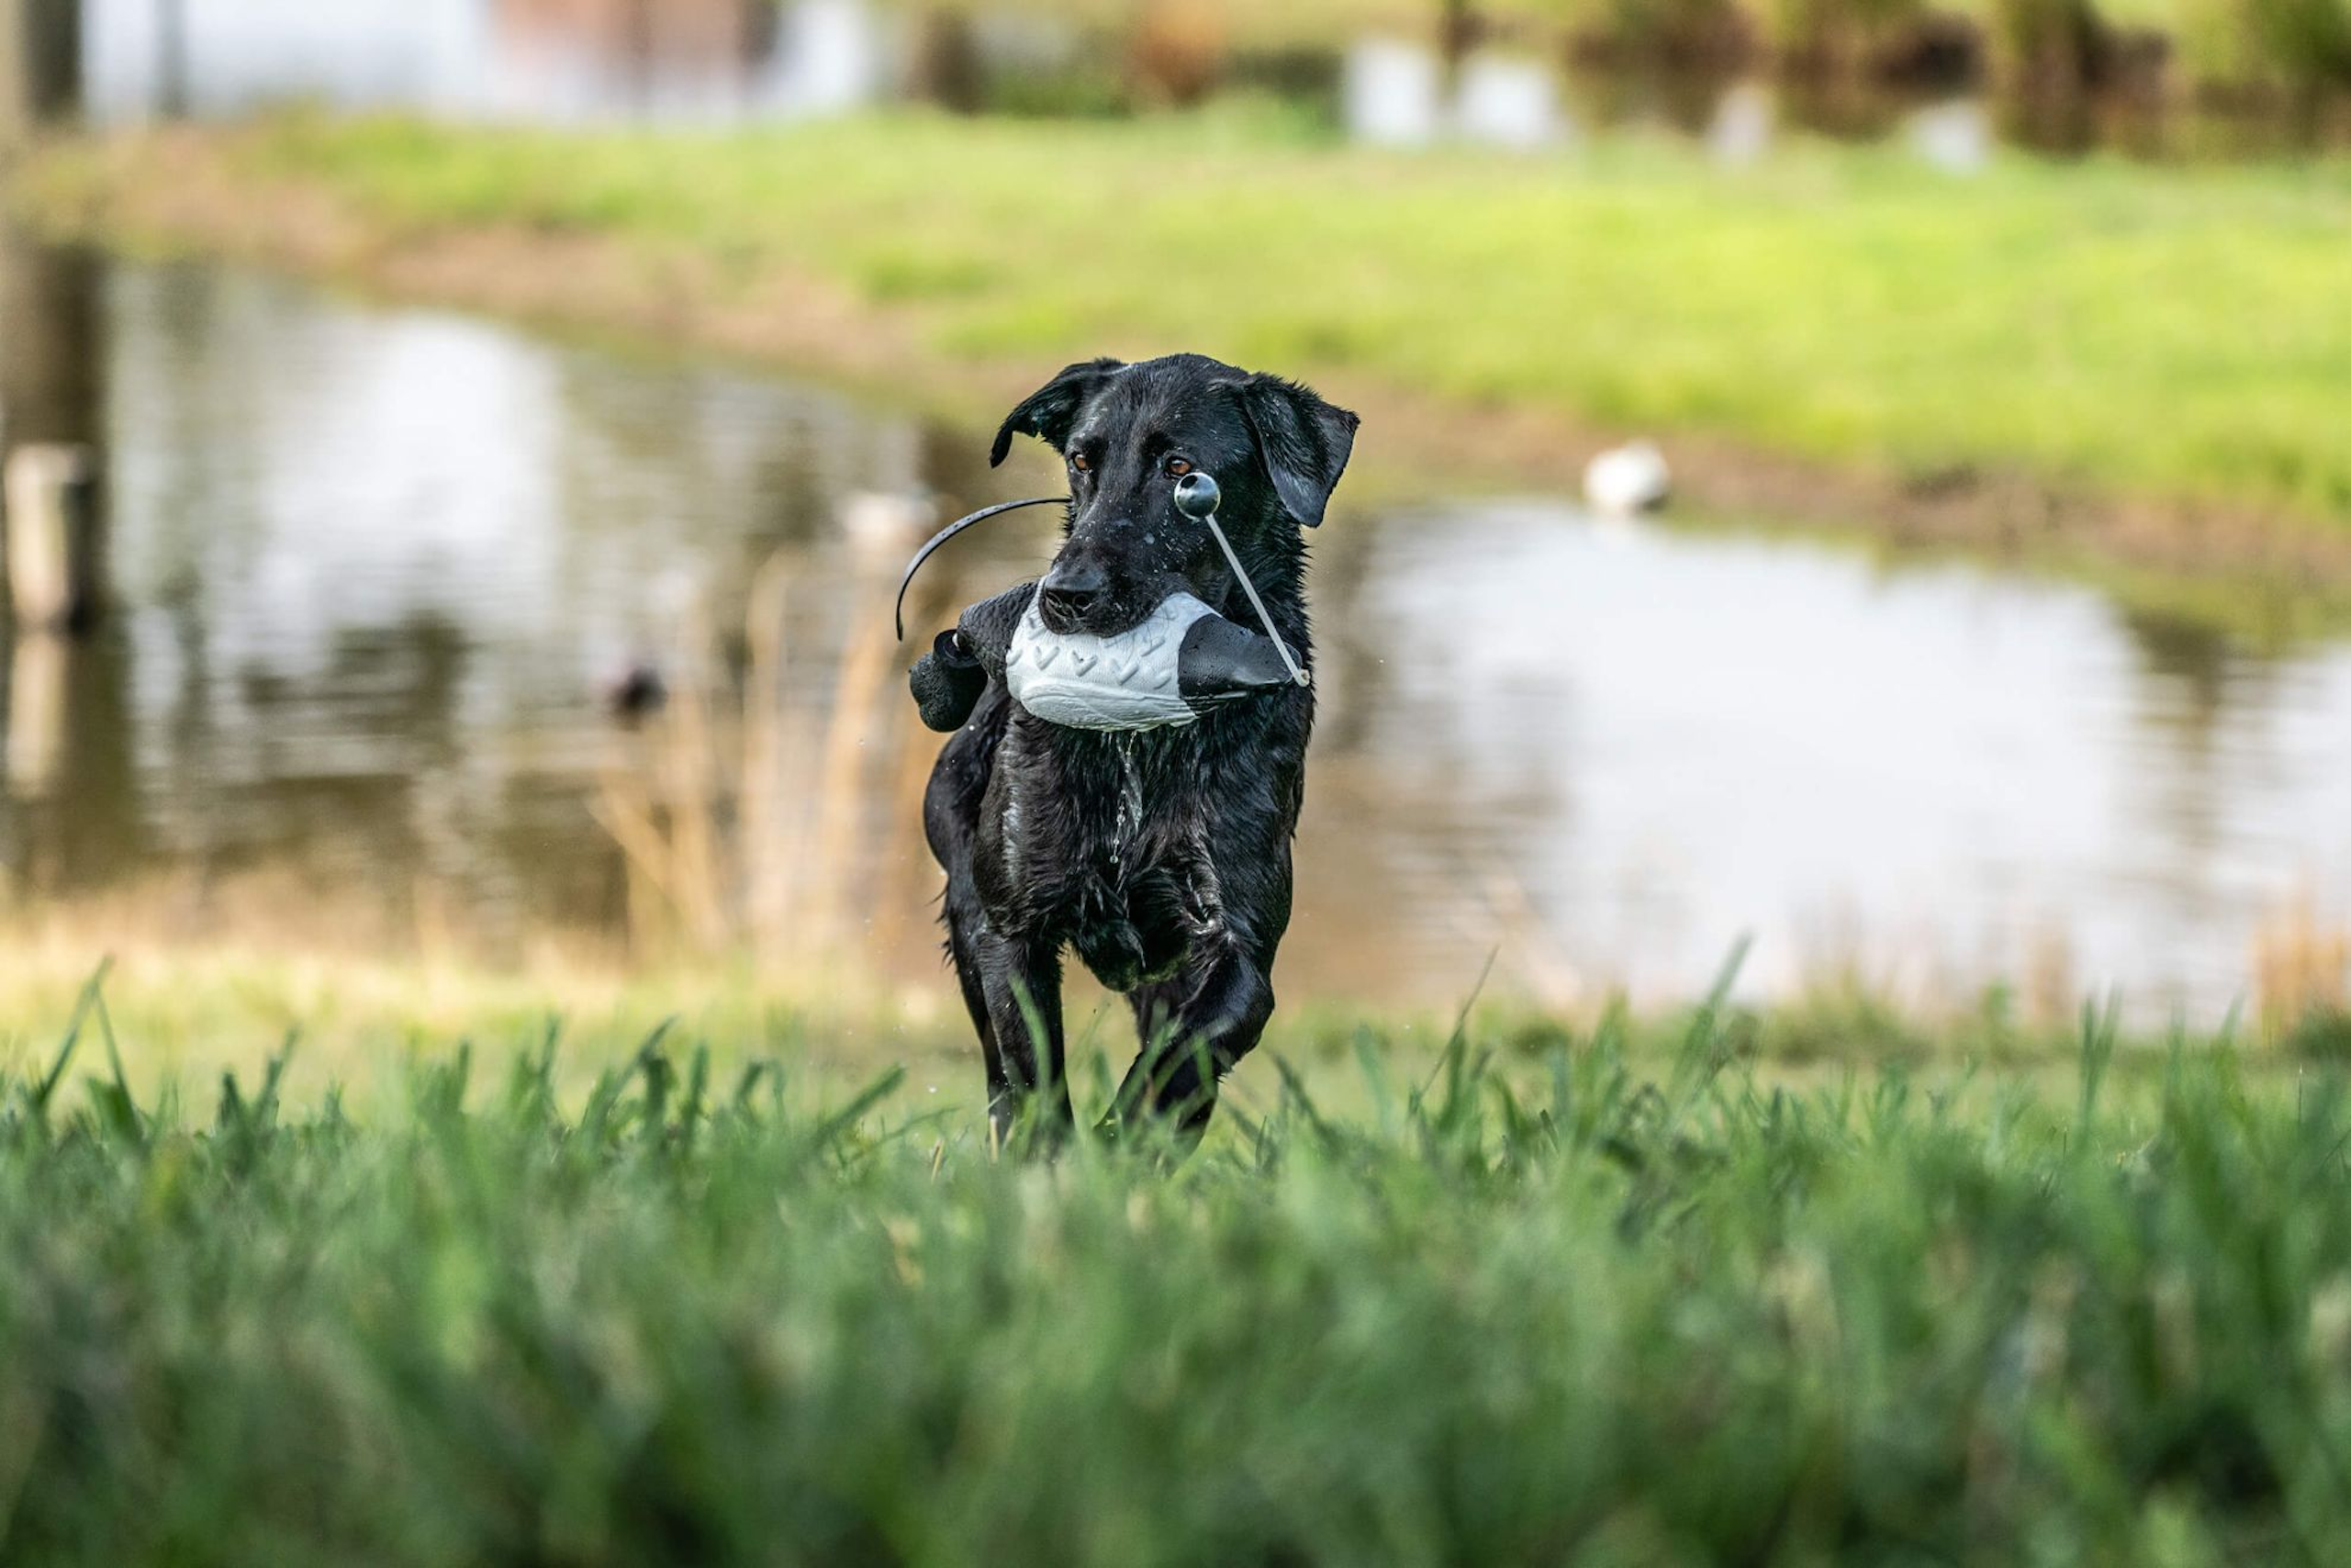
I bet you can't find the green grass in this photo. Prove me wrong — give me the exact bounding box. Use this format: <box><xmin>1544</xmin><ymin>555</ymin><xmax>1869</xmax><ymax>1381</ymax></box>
<box><xmin>6</xmin><ymin>968</ymin><xmax>2351</xmax><ymax>1562</ymax></box>
<box><xmin>37</xmin><ymin>110</ymin><xmax>2351</xmax><ymax>529</ymax></box>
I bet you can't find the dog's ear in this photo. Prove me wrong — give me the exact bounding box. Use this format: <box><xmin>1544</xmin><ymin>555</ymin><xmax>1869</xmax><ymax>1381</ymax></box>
<box><xmin>990</xmin><ymin>357</ymin><xmax>1125</xmax><ymax>467</ymax></box>
<box><xmin>1236</xmin><ymin>375</ymin><xmax>1360</xmax><ymax>528</ymax></box>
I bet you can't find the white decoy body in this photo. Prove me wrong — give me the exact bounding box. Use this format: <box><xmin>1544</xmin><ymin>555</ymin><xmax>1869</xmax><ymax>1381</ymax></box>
<box><xmin>1004</xmin><ymin>591</ymin><xmax>1219</xmax><ymax>732</ymax></box>
<box><xmin>1583</xmin><ymin>441</ymin><xmax>1672</xmax><ymax>515</ymax></box>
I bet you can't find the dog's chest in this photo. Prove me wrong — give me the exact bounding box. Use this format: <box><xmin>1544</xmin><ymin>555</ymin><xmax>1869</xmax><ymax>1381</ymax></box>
<box><xmin>986</xmin><ymin>729</ymin><xmax>1225</xmax><ymax>989</ymax></box>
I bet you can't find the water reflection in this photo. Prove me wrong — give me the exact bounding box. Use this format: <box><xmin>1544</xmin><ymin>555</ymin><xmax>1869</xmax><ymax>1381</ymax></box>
<box><xmin>1340</xmin><ymin>41</ymin><xmax>1578</xmax><ymax>152</ymax></box>
<box><xmin>1338</xmin><ymin>505</ymin><xmax>2351</xmax><ymax>1014</ymax></box>
<box><xmin>86</xmin><ymin>0</ymin><xmax>488</xmax><ymax>120</ymax></box>
<box><xmin>1454</xmin><ymin>51</ymin><xmax>1568</xmax><ymax>151</ymax></box>
<box><xmin>1706</xmin><ymin>81</ymin><xmax>1773</xmax><ymax>166</ymax></box>
<box><xmin>86</xmin><ymin>0</ymin><xmax>891</xmax><ymax>124</ymax></box>
<box><xmin>1342</xmin><ymin>38</ymin><xmax>1440</xmax><ymax>149</ymax></box>
<box><xmin>2</xmin><ymin>251</ymin><xmax>2346</xmax><ymax>1015</ymax></box>
<box><xmin>1907</xmin><ymin>97</ymin><xmax>1992</xmax><ymax>174</ymax></box>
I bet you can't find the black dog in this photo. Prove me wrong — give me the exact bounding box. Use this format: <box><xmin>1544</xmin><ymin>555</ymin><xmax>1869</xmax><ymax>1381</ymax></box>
<box><xmin>918</xmin><ymin>354</ymin><xmax>1358</xmax><ymax>1147</ymax></box>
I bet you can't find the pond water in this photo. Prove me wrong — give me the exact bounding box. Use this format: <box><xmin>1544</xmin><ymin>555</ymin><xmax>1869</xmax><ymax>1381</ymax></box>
<box><xmin>4</xmin><ymin>242</ymin><xmax>2346</xmax><ymax>1019</ymax></box>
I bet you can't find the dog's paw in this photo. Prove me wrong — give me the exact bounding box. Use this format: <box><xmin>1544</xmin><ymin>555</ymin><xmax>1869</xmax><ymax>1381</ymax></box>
<box><xmin>910</xmin><ymin>630</ymin><xmax>988</xmax><ymax>732</ymax></box>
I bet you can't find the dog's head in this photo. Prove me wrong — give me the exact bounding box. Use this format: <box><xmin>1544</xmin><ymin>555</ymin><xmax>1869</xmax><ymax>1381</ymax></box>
<box><xmin>991</xmin><ymin>354</ymin><xmax>1359</xmax><ymax>637</ymax></box>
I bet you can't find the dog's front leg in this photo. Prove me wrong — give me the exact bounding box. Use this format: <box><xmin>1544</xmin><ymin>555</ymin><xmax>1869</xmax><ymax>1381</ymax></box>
<box><xmin>1107</xmin><ymin>941</ymin><xmax>1273</xmax><ymax>1148</ymax></box>
<box><xmin>974</xmin><ymin>927</ymin><xmax>1074</xmax><ymax>1149</ymax></box>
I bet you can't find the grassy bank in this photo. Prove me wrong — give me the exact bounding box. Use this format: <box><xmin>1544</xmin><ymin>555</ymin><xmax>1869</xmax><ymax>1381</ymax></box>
<box><xmin>17</xmin><ymin>114</ymin><xmax>2351</xmax><ymax>578</ymax></box>
<box><xmin>4</xmin><ymin>982</ymin><xmax>2351</xmax><ymax>1562</ymax></box>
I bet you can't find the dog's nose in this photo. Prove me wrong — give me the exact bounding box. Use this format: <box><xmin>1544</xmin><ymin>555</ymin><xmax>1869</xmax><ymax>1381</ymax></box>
<box><xmin>1037</xmin><ymin>561</ymin><xmax>1109</xmax><ymax>632</ymax></box>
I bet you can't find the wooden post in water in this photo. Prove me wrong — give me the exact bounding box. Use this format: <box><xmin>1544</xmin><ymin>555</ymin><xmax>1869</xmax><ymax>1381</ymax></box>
<box><xmin>0</xmin><ymin>208</ymin><xmax>110</xmax><ymax>632</ymax></box>
<box><xmin>5</xmin><ymin>442</ymin><xmax>100</xmax><ymax>630</ymax></box>
<box><xmin>5</xmin><ymin>620</ymin><xmax>63</xmax><ymax>793</ymax></box>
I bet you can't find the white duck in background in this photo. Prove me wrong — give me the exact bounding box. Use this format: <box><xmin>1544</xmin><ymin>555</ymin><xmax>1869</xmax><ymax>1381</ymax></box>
<box><xmin>1583</xmin><ymin>441</ymin><xmax>1671</xmax><ymax>516</ymax></box>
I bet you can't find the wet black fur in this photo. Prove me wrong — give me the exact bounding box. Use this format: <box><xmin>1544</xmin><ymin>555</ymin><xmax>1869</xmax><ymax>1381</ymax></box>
<box><xmin>921</xmin><ymin>354</ymin><xmax>1358</xmax><ymax>1148</ymax></box>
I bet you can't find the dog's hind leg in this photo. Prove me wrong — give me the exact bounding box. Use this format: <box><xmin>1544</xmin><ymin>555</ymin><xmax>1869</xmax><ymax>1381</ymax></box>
<box><xmin>1108</xmin><ymin>941</ymin><xmax>1273</xmax><ymax>1148</ymax></box>
<box><xmin>942</xmin><ymin>892</ymin><xmax>1004</xmax><ymax>1106</ymax></box>
<box><xmin>973</xmin><ymin>928</ymin><xmax>1075</xmax><ymax>1149</ymax></box>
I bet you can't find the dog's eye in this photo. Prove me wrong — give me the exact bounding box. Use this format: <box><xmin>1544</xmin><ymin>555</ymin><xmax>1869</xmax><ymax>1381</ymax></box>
<box><xmin>1165</xmin><ymin>457</ymin><xmax>1193</xmax><ymax>477</ymax></box>
<box><xmin>1069</xmin><ymin>453</ymin><xmax>1092</xmax><ymax>474</ymax></box>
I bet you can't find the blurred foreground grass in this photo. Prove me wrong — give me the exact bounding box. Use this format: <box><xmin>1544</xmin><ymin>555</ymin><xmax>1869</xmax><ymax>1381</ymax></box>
<box><xmin>6</xmin><ymin>969</ymin><xmax>2351</xmax><ymax>1562</ymax></box>
<box><xmin>21</xmin><ymin>110</ymin><xmax>2351</xmax><ymax>533</ymax></box>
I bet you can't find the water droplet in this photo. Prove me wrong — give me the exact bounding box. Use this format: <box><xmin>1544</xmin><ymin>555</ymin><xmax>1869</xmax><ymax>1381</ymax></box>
<box><xmin>1111</xmin><ymin>732</ymin><xmax>1146</xmax><ymax>865</ymax></box>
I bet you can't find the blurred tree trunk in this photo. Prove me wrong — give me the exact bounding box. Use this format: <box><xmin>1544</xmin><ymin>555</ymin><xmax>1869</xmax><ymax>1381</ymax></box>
<box><xmin>157</xmin><ymin>0</ymin><xmax>189</xmax><ymax>118</ymax></box>
<box><xmin>1439</xmin><ymin>0</ymin><xmax>1482</xmax><ymax>64</ymax></box>
<box><xmin>911</xmin><ymin>8</ymin><xmax>984</xmax><ymax>113</ymax></box>
<box><xmin>0</xmin><ymin>0</ymin><xmax>78</xmax><ymax>141</ymax></box>
<box><xmin>0</xmin><ymin>228</ymin><xmax>101</xmax><ymax>452</ymax></box>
